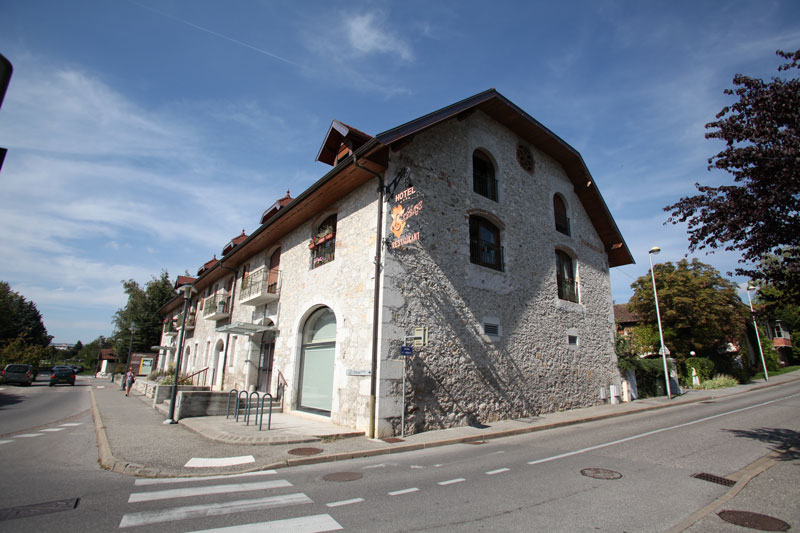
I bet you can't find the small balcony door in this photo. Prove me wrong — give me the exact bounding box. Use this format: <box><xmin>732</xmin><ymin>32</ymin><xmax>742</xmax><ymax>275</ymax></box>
<box><xmin>257</xmin><ymin>338</ymin><xmax>275</xmax><ymax>394</ymax></box>
<box><xmin>268</xmin><ymin>248</ymin><xmax>281</xmax><ymax>293</ymax></box>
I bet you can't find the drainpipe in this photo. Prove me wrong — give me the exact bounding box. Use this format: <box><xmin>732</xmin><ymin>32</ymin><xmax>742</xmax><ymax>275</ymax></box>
<box><xmin>218</xmin><ymin>263</ymin><xmax>238</xmax><ymax>390</ymax></box>
<box><xmin>353</xmin><ymin>152</ymin><xmax>385</xmax><ymax>439</ymax></box>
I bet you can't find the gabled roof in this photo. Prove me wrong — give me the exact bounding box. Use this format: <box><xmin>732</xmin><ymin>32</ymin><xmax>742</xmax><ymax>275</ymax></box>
<box><xmin>222</xmin><ymin>230</ymin><xmax>248</xmax><ymax>256</ymax></box>
<box><xmin>260</xmin><ymin>190</ymin><xmax>294</xmax><ymax>224</ymax></box>
<box><xmin>614</xmin><ymin>303</ymin><xmax>640</xmax><ymax>324</ymax></box>
<box><xmin>175</xmin><ymin>275</ymin><xmax>196</xmax><ymax>288</ymax></box>
<box><xmin>375</xmin><ymin>88</ymin><xmax>634</xmax><ymax>267</ymax></box>
<box><xmin>316</xmin><ymin>120</ymin><xmax>372</xmax><ymax>166</ymax></box>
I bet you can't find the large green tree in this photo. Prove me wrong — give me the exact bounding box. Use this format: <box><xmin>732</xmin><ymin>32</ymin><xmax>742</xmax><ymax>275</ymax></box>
<box><xmin>628</xmin><ymin>259</ymin><xmax>748</xmax><ymax>362</ymax></box>
<box><xmin>0</xmin><ymin>281</ymin><xmax>51</xmax><ymax>349</ymax></box>
<box><xmin>664</xmin><ymin>50</ymin><xmax>800</xmax><ymax>302</ymax></box>
<box><xmin>112</xmin><ymin>271</ymin><xmax>175</xmax><ymax>362</ymax></box>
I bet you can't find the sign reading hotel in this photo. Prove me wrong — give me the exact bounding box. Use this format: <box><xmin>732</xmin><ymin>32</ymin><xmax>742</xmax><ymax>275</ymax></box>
<box><xmin>389</xmin><ymin>186</ymin><xmax>423</xmax><ymax>249</ymax></box>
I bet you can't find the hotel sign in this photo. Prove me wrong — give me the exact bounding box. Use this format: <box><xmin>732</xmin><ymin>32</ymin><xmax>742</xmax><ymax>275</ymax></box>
<box><xmin>389</xmin><ymin>186</ymin><xmax>423</xmax><ymax>249</ymax></box>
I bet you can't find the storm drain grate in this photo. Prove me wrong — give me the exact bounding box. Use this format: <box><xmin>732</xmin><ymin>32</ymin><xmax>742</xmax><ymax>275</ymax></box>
<box><xmin>718</xmin><ymin>510</ymin><xmax>790</xmax><ymax>531</ymax></box>
<box><xmin>0</xmin><ymin>498</ymin><xmax>80</xmax><ymax>522</ymax></box>
<box><xmin>580</xmin><ymin>468</ymin><xmax>622</xmax><ymax>480</ymax></box>
<box><xmin>692</xmin><ymin>472</ymin><xmax>736</xmax><ymax>487</ymax></box>
<box><xmin>288</xmin><ymin>447</ymin><xmax>323</xmax><ymax>456</ymax></box>
<box><xmin>323</xmin><ymin>472</ymin><xmax>363</xmax><ymax>482</ymax></box>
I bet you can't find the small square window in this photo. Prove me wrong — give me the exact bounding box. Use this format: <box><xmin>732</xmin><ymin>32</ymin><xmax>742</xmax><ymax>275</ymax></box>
<box><xmin>568</xmin><ymin>335</ymin><xmax>578</xmax><ymax>346</ymax></box>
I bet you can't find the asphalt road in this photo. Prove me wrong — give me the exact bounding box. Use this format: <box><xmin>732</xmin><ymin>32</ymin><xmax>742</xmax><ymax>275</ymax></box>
<box><xmin>0</xmin><ymin>376</ymin><xmax>797</xmax><ymax>532</ymax></box>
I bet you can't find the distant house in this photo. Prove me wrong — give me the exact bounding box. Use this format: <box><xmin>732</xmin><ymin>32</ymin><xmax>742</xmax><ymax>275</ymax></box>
<box><xmin>157</xmin><ymin>89</ymin><xmax>633</xmax><ymax>437</ymax></box>
<box><xmin>97</xmin><ymin>348</ymin><xmax>116</xmax><ymax>375</ymax></box>
<box><xmin>614</xmin><ymin>303</ymin><xmax>640</xmax><ymax>338</ymax></box>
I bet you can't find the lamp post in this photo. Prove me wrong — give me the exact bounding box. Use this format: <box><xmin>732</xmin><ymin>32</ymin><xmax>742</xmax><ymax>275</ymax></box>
<box><xmin>121</xmin><ymin>324</ymin><xmax>135</xmax><ymax>390</ymax></box>
<box><xmin>649</xmin><ymin>246</ymin><xmax>672</xmax><ymax>399</ymax></box>
<box><xmin>165</xmin><ymin>283</ymin><xmax>195</xmax><ymax>424</ymax></box>
<box><xmin>746</xmin><ymin>285</ymin><xmax>769</xmax><ymax>382</ymax></box>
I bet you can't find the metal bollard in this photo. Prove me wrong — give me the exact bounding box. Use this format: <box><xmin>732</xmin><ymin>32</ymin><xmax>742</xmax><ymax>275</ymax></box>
<box><xmin>235</xmin><ymin>390</ymin><xmax>248</xmax><ymax>422</ymax></box>
<box><xmin>246</xmin><ymin>391</ymin><xmax>260</xmax><ymax>426</ymax></box>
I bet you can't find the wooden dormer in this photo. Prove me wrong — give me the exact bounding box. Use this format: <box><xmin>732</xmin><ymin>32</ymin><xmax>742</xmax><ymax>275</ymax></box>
<box><xmin>316</xmin><ymin>120</ymin><xmax>372</xmax><ymax>166</ymax></box>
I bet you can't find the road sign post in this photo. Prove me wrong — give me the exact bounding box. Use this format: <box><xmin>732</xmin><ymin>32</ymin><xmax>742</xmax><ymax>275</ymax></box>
<box><xmin>399</xmin><ymin>345</ymin><xmax>413</xmax><ymax>437</ymax></box>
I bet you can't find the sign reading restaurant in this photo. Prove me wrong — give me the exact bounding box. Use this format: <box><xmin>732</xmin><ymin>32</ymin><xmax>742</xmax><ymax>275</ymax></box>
<box><xmin>389</xmin><ymin>186</ymin><xmax>422</xmax><ymax>249</ymax></box>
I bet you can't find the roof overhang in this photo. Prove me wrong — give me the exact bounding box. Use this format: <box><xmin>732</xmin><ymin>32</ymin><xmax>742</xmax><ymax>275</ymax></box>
<box><xmin>215</xmin><ymin>323</ymin><xmax>278</xmax><ymax>336</ymax></box>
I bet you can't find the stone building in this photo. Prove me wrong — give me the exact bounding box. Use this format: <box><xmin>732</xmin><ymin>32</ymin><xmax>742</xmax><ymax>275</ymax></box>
<box><xmin>157</xmin><ymin>89</ymin><xmax>633</xmax><ymax>437</ymax></box>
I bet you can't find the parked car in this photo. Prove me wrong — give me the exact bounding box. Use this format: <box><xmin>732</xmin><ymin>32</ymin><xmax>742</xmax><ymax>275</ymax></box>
<box><xmin>70</xmin><ymin>365</ymin><xmax>84</xmax><ymax>374</ymax></box>
<box><xmin>1</xmin><ymin>364</ymin><xmax>34</xmax><ymax>386</ymax></box>
<box><xmin>49</xmin><ymin>367</ymin><xmax>76</xmax><ymax>386</ymax></box>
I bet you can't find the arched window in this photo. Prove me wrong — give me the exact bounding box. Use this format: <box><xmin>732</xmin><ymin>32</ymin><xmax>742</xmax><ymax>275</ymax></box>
<box><xmin>470</xmin><ymin>215</ymin><xmax>503</xmax><ymax>271</ymax></box>
<box><xmin>555</xmin><ymin>250</ymin><xmax>579</xmax><ymax>303</ymax></box>
<box><xmin>473</xmin><ymin>150</ymin><xmax>497</xmax><ymax>201</ymax></box>
<box><xmin>554</xmin><ymin>195</ymin><xmax>570</xmax><ymax>236</ymax></box>
<box><xmin>299</xmin><ymin>307</ymin><xmax>337</xmax><ymax>414</ymax></box>
<box><xmin>311</xmin><ymin>215</ymin><xmax>336</xmax><ymax>269</ymax></box>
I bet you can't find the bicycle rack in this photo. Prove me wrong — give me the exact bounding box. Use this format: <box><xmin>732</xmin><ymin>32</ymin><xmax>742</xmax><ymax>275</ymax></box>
<box><xmin>258</xmin><ymin>393</ymin><xmax>274</xmax><ymax>431</ymax></box>
<box><xmin>226</xmin><ymin>389</ymin><xmax>238</xmax><ymax>419</ymax></box>
<box><xmin>245</xmin><ymin>391</ymin><xmax>260</xmax><ymax>426</ymax></box>
<box><xmin>234</xmin><ymin>390</ymin><xmax>248</xmax><ymax>422</ymax></box>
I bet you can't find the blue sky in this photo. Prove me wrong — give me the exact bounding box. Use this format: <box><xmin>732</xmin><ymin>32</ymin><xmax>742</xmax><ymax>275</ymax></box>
<box><xmin>0</xmin><ymin>1</ymin><xmax>798</xmax><ymax>344</ymax></box>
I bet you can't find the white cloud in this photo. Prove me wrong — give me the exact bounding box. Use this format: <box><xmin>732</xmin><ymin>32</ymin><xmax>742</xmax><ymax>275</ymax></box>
<box><xmin>346</xmin><ymin>13</ymin><xmax>414</xmax><ymax>62</ymax></box>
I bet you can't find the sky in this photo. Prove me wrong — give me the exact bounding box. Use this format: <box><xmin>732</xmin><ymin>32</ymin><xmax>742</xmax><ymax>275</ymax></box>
<box><xmin>0</xmin><ymin>1</ymin><xmax>798</xmax><ymax>344</ymax></box>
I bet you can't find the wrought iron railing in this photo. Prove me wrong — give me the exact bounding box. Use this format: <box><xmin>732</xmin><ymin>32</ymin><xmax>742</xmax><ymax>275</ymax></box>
<box><xmin>202</xmin><ymin>292</ymin><xmax>231</xmax><ymax>318</ymax></box>
<box><xmin>239</xmin><ymin>269</ymin><xmax>281</xmax><ymax>301</ymax></box>
<box><xmin>470</xmin><ymin>240</ymin><xmax>504</xmax><ymax>271</ymax></box>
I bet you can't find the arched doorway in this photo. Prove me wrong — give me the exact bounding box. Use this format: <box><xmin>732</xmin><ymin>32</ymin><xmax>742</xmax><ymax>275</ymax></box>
<box><xmin>257</xmin><ymin>320</ymin><xmax>276</xmax><ymax>394</ymax></box>
<box><xmin>298</xmin><ymin>307</ymin><xmax>336</xmax><ymax>414</ymax></box>
<box><xmin>212</xmin><ymin>339</ymin><xmax>225</xmax><ymax>390</ymax></box>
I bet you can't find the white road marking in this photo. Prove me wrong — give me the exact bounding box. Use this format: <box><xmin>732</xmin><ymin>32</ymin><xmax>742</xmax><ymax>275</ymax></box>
<box><xmin>15</xmin><ymin>433</ymin><xmax>43</xmax><ymax>438</ymax></box>
<box><xmin>487</xmin><ymin>451</ymin><xmax>505</xmax><ymax>455</ymax></box>
<box><xmin>528</xmin><ymin>393</ymin><xmax>800</xmax><ymax>466</ymax></box>
<box><xmin>388</xmin><ymin>487</ymin><xmax>419</xmax><ymax>496</ymax></box>
<box><xmin>118</xmin><ymin>493</ymin><xmax>312</xmax><ymax>528</ymax></box>
<box><xmin>362</xmin><ymin>463</ymin><xmax>386</xmax><ymax>469</ymax></box>
<box><xmin>128</xmin><ymin>479</ymin><xmax>292</xmax><ymax>503</ymax></box>
<box><xmin>486</xmin><ymin>468</ymin><xmax>510</xmax><ymax>475</ymax></box>
<box><xmin>184</xmin><ymin>455</ymin><xmax>255</xmax><ymax>468</ymax></box>
<box><xmin>326</xmin><ymin>498</ymin><xmax>365</xmax><ymax>507</ymax></box>
<box><xmin>96</xmin><ymin>386</ymin><xmax>105</xmax><ymax>389</ymax></box>
<box><xmin>41</xmin><ymin>428</ymin><xmax>66</xmax><ymax>432</ymax></box>
<box><xmin>59</xmin><ymin>423</ymin><xmax>83</xmax><ymax>427</ymax></box>
<box><xmin>187</xmin><ymin>513</ymin><xmax>343</xmax><ymax>532</ymax></box>
<box><xmin>0</xmin><ymin>440</ymin><xmax>12</xmax><ymax>445</ymax></box>
<box><xmin>135</xmin><ymin>470</ymin><xmax>277</xmax><ymax>486</ymax></box>
<box><xmin>438</xmin><ymin>478</ymin><xmax>465</xmax><ymax>486</ymax></box>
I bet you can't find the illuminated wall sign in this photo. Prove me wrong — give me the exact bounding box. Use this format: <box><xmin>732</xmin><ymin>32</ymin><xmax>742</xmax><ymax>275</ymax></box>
<box><xmin>389</xmin><ymin>186</ymin><xmax>423</xmax><ymax>249</ymax></box>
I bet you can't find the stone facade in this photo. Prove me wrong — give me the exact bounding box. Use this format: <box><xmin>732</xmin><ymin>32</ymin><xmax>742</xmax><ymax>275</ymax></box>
<box><xmin>157</xmin><ymin>90</ymin><xmax>631</xmax><ymax>438</ymax></box>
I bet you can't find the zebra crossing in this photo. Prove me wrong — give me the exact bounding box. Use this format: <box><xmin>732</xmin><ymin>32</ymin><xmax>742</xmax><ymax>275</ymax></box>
<box><xmin>119</xmin><ymin>470</ymin><xmax>343</xmax><ymax>531</ymax></box>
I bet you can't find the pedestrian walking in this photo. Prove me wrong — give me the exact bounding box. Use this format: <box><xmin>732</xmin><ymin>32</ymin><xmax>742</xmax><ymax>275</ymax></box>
<box><xmin>124</xmin><ymin>370</ymin><xmax>136</xmax><ymax>396</ymax></box>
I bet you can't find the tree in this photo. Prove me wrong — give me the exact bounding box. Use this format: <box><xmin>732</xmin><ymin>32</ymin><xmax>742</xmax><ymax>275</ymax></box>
<box><xmin>628</xmin><ymin>259</ymin><xmax>748</xmax><ymax>363</ymax></box>
<box><xmin>0</xmin><ymin>281</ymin><xmax>51</xmax><ymax>351</ymax></box>
<box><xmin>751</xmin><ymin>276</ymin><xmax>800</xmax><ymax>363</ymax></box>
<box><xmin>664</xmin><ymin>50</ymin><xmax>800</xmax><ymax>302</ymax></box>
<box><xmin>111</xmin><ymin>271</ymin><xmax>175</xmax><ymax>362</ymax></box>
<box><xmin>76</xmin><ymin>336</ymin><xmax>111</xmax><ymax>372</ymax></box>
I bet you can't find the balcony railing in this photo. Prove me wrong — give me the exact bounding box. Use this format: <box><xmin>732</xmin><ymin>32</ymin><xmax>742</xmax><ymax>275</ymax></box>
<box><xmin>239</xmin><ymin>269</ymin><xmax>281</xmax><ymax>306</ymax></box>
<box><xmin>557</xmin><ymin>275</ymin><xmax>579</xmax><ymax>303</ymax></box>
<box><xmin>177</xmin><ymin>312</ymin><xmax>196</xmax><ymax>330</ymax></box>
<box><xmin>470</xmin><ymin>240</ymin><xmax>504</xmax><ymax>271</ymax></box>
<box><xmin>163</xmin><ymin>320</ymin><xmax>178</xmax><ymax>337</ymax></box>
<box><xmin>203</xmin><ymin>292</ymin><xmax>231</xmax><ymax>320</ymax></box>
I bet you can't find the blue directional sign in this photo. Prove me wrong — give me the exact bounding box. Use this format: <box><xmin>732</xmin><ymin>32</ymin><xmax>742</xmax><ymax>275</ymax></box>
<box><xmin>400</xmin><ymin>345</ymin><xmax>413</xmax><ymax>357</ymax></box>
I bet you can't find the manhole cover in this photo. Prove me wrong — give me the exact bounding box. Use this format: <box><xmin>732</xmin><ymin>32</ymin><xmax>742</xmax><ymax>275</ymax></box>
<box><xmin>288</xmin><ymin>447</ymin><xmax>323</xmax><ymax>456</ymax></box>
<box><xmin>580</xmin><ymin>468</ymin><xmax>622</xmax><ymax>480</ymax></box>
<box><xmin>381</xmin><ymin>437</ymin><xmax>404</xmax><ymax>443</ymax></box>
<box><xmin>323</xmin><ymin>472</ymin><xmax>363</xmax><ymax>482</ymax></box>
<box><xmin>718</xmin><ymin>510</ymin><xmax>790</xmax><ymax>531</ymax></box>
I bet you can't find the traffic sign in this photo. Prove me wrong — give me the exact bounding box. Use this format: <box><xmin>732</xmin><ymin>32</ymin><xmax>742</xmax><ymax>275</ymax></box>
<box><xmin>400</xmin><ymin>345</ymin><xmax>413</xmax><ymax>357</ymax></box>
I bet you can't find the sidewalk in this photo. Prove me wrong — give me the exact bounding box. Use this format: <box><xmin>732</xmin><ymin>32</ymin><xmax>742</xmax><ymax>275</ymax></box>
<box><xmin>89</xmin><ymin>371</ymin><xmax>800</xmax><ymax>478</ymax></box>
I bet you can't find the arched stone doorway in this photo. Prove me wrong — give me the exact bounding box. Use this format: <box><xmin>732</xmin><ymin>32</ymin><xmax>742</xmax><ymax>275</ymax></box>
<box><xmin>298</xmin><ymin>307</ymin><xmax>336</xmax><ymax>414</ymax></box>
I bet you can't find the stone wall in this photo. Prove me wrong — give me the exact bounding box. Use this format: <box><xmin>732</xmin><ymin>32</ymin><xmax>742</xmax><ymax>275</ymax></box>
<box><xmin>377</xmin><ymin>110</ymin><xmax>619</xmax><ymax>435</ymax></box>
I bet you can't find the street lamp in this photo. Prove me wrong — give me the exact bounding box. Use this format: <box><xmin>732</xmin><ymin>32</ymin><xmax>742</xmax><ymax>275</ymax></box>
<box><xmin>745</xmin><ymin>285</ymin><xmax>769</xmax><ymax>382</ymax></box>
<box><xmin>121</xmin><ymin>324</ymin><xmax>136</xmax><ymax>390</ymax></box>
<box><xmin>649</xmin><ymin>246</ymin><xmax>672</xmax><ymax>399</ymax></box>
<box><xmin>165</xmin><ymin>283</ymin><xmax>196</xmax><ymax>425</ymax></box>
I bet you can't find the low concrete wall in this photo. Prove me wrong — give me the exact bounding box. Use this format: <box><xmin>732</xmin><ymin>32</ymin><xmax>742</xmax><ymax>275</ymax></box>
<box><xmin>153</xmin><ymin>385</ymin><xmax>210</xmax><ymax>408</ymax></box>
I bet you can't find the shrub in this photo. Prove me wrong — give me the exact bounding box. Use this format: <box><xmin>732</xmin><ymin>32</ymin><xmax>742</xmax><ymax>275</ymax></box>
<box><xmin>684</xmin><ymin>357</ymin><xmax>714</xmax><ymax>381</ymax></box>
<box><xmin>696</xmin><ymin>374</ymin><xmax>739</xmax><ymax>389</ymax></box>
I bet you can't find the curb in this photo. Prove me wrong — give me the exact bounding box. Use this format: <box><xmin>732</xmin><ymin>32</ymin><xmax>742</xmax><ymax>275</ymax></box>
<box><xmin>89</xmin><ymin>375</ymin><xmax>800</xmax><ymax>478</ymax></box>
